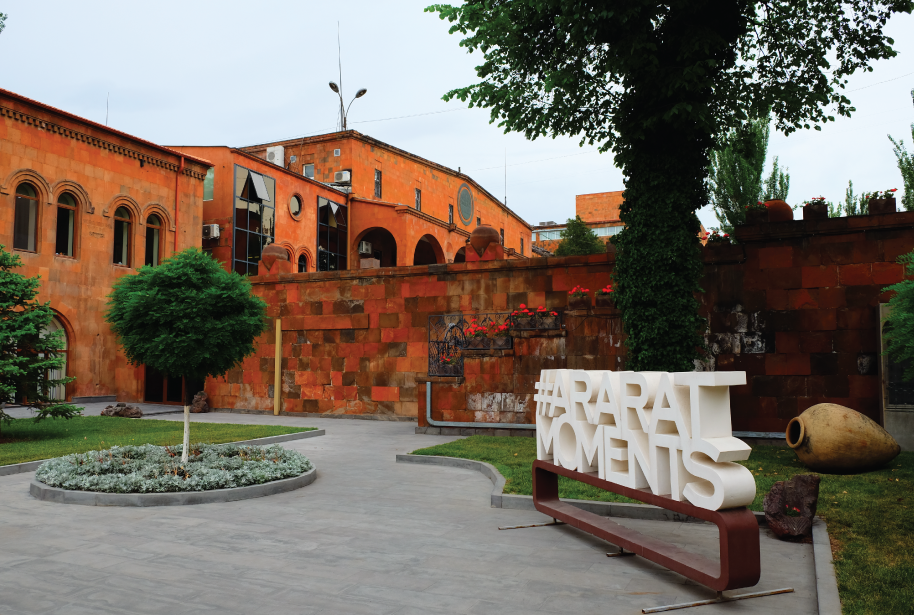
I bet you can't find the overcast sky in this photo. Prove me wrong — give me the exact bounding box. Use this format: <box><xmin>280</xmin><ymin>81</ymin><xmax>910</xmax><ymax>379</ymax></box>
<box><xmin>2</xmin><ymin>1</ymin><xmax>913</xmax><ymax>230</ymax></box>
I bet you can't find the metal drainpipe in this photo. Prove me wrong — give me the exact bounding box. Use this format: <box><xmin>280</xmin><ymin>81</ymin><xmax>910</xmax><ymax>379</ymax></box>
<box><xmin>174</xmin><ymin>156</ymin><xmax>185</xmax><ymax>252</ymax></box>
<box><xmin>425</xmin><ymin>381</ymin><xmax>535</xmax><ymax>430</ymax></box>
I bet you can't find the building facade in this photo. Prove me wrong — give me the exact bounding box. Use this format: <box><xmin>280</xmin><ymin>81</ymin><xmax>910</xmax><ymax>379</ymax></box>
<box><xmin>532</xmin><ymin>191</ymin><xmax>625</xmax><ymax>254</ymax></box>
<box><xmin>0</xmin><ymin>88</ymin><xmax>210</xmax><ymax>403</ymax></box>
<box><xmin>241</xmin><ymin>131</ymin><xmax>532</xmax><ymax>266</ymax></box>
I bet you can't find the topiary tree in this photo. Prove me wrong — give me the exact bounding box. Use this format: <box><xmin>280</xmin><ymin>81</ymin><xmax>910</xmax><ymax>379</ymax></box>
<box><xmin>0</xmin><ymin>245</ymin><xmax>81</xmax><ymax>435</ymax></box>
<box><xmin>428</xmin><ymin>0</ymin><xmax>910</xmax><ymax>371</ymax></box>
<box><xmin>554</xmin><ymin>215</ymin><xmax>606</xmax><ymax>256</ymax></box>
<box><xmin>883</xmin><ymin>250</ymin><xmax>914</xmax><ymax>380</ymax></box>
<box><xmin>105</xmin><ymin>249</ymin><xmax>267</xmax><ymax>461</ymax></box>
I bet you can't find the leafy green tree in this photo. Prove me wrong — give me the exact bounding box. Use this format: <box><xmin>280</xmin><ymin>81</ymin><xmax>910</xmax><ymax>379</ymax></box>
<box><xmin>428</xmin><ymin>0</ymin><xmax>910</xmax><ymax>371</ymax></box>
<box><xmin>554</xmin><ymin>215</ymin><xmax>606</xmax><ymax>256</ymax></box>
<box><xmin>889</xmin><ymin>89</ymin><xmax>914</xmax><ymax>212</ymax></box>
<box><xmin>883</xmin><ymin>250</ymin><xmax>914</xmax><ymax>380</ymax></box>
<box><xmin>0</xmin><ymin>246</ymin><xmax>80</xmax><ymax>434</ymax></box>
<box><xmin>761</xmin><ymin>157</ymin><xmax>791</xmax><ymax>202</ymax></box>
<box><xmin>843</xmin><ymin>180</ymin><xmax>870</xmax><ymax>216</ymax></box>
<box><xmin>709</xmin><ymin>119</ymin><xmax>769</xmax><ymax>233</ymax></box>
<box><xmin>106</xmin><ymin>249</ymin><xmax>267</xmax><ymax>461</ymax></box>
<box><xmin>0</xmin><ymin>13</ymin><xmax>7</xmax><ymax>35</ymax></box>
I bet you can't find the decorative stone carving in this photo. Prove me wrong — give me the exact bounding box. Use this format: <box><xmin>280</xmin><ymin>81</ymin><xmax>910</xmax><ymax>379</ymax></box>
<box><xmin>763</xmin><ymin>474</ymin><xmax>820</xmax><ymax>540</ymax></box>
<box><xmin>101</xmin><ymin>402</ymin><xmax>143</xmax><ymax>418</ymax></box>
<box><xmin>190</xmin><ymin>391</ymin><xmax>210</xmax><ymax>413</ymax></box>
<box><xmin>787</xmin><ymin>403</ymin><xmax>900</xmax><ymax>472</ymax></box>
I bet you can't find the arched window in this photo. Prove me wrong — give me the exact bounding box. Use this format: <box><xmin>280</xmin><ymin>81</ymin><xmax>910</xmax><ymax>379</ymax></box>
<box><xmin>113</xmin><ymin>207</ymin><xmax>132</xmax><ymax>266</ymax></box>
<box><xmin>56</xmin><ymin>192</ymin><xmax>77</xmax><ymax>257</ymax></box>
<box><xmin>298</xmin><ymin>254</ymin><xmax>307</xmax><ymax>273</ymax></box>
<box><xmin>145</xmin><ymin>214</ymin><xmax>162</xmax><ymax>267</ymax></box>
<box><xmin>14</xmin><ymin>182</ymin><xmax>39</xmax><ymax>252</ymax></box>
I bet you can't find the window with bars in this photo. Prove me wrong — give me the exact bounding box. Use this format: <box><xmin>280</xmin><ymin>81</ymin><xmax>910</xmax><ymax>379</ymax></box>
<box><xmin>232</xmin><ymin>165</ymin><xmax>276</xmax><ymax>275</ymax></box>
<box><xmin>374</xmin><ymin>169</ymin><xmax>382</xmax><ymax>199</ymax></box>
<box><xmin>317</xmin><ymin>196</ymin><xmax>348</xmax><ymax>272</ymax></box>
<box><xmin>448</xmin><ymin>204</ymin><xmax>454</xmax><ymax>224</ymax></box>
<box><xmin>415</xmin><ymin>188</ymin><xmax>421</xmax><ymax>212</ymax></box>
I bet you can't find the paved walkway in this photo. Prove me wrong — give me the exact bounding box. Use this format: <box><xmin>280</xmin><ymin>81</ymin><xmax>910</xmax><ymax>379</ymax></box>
<box><xmin>0</xmin><ymin>413</ymin><xmax>817</xmax><ymax>614</ymax></box>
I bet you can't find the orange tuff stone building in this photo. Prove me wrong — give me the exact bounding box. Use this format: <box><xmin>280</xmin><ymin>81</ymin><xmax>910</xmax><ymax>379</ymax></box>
<box><xmin>532</xmin><ymin>190</ymin><xmax>624</xmax><ymax>254</ymax></box>
<box><xmin>0</xmin><ymin>88</ymin><xmax>211</xmax><ymax>403</ymax></box>
<box><xmin>240</xmin><ymin>131</ymin><xmax>532</xmax><ymax>268</ymax></box>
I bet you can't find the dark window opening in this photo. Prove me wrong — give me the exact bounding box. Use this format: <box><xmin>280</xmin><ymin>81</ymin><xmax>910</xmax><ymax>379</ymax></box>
<box><xmin>298</xmin><ymin>254</ymin><xmax>307</xmax><ymax>273</ymax></box>
<box><xmin>14</xmin><ymin>182</ymin><xmax>39</xmax><ymax>252</ymax></box>
<box><xmin>415</xmin><ymin>188</ymin><xmax>421</xmax><ymax>212</ymax></box>
<box><xmin>56</xmin><ymin>192</ymin><xmax>77</xmax><ymax>257</ymax></box>
<box><xmin>448</xmin><ymin>204</ymin><xmax>454</xmax><ymax>224</ymax></box>
<box><xmin>500</xmin><ymin>228</ymin><xmax>505</xmax><ymax>244</ymax></box>
<box><xmin>145</xmin><ymin>214</ymin><xmax>161</xmax><ymax>267</ymax></box>
<box><xmin>317</xmin><ymin>196</ymin><xmax>348</xmax><ymax>271</ymax></box>
<box><xmin>232</xmin><ymin>165</ymin><xmax>276</xmax><ymax>275</ymax></box>
<box><xmin>113</xmin><ymin>206</ymin><xmax>131</xmax><ymax>266</ymax></box>
<box><xmin>374</xmin><ymin>169</ymin><xmax>382</xmax><ymax>199</ymax></box>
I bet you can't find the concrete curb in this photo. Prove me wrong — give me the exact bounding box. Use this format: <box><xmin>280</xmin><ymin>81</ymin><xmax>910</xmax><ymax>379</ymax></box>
<box><xmin>395</xmin><ymin>454</ymin><xmax>766</xmax><ymax>524</ymax></box>
<box><xmin>30</xmin><ymin>467</ymin><xmax>317</xmax><ymax>507</ymax></box>
<box><xmin>0</xmin><ymin>429</ymin><xmax>325</xmax><ymax>477</ymax></box>
<box><xmin>813</xmin><ymin>517</ymin><xmax>842</xmax><ymax>614</ymax></box>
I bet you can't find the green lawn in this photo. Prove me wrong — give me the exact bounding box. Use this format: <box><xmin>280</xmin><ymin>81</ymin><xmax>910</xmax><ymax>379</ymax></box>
<box><xmin>0</xmin><ymin>417</ymin><xmax>315</xmax><ymax>466</ymax></box>
<box><xmin>412</xmin><ymin>436</ymin><xmax>914</xmax><ymax>615</ymax></box>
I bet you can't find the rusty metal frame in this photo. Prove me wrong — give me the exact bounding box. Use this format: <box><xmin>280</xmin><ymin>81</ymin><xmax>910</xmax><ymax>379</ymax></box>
<box><xmin>532</xmin><ymin>460</ymin><xmax>761</xmax><ymax>592</ymax></box>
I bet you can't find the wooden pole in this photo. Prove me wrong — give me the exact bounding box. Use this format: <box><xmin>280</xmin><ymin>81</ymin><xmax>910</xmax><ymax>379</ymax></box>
<box><xmin>274</xmin><ymin>318</ymin><xmax>282</xmax><ymax>416</ymax></box>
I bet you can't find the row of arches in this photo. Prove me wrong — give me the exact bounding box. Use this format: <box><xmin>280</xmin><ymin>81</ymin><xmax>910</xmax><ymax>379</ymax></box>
<box><xmin>355</xmin><ymin>228</ymin><xmax>457</xmax><ymax>267</ymax></box>
<box><xmin>7</xmin><ymin>170</ymin><xmax>173</xmax><ymax>268</ymax></box>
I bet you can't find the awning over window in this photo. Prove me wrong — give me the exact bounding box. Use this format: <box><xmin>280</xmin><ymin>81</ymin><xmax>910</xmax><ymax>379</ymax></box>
<box><xmin>250</xmin><ymin>172</ymin><xmax>271</xmax><ymax>202</ymax></box>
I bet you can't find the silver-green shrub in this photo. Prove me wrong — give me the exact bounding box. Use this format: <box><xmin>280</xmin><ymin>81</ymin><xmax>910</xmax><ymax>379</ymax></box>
<box><xmin>35</xmin><ymin>443</ymin><xmax>312</xmax><ymax>493</ymax></box>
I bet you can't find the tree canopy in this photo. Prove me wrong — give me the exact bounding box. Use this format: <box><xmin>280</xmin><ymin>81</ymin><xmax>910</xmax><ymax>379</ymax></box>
<box><xmin>889</xmin><ymin>89</ymin><xmax>914</xmax><ymax>212</ymax></box>
<box><xmin>429</xmin><ymin>0</ymin><xmax>912</xmax><ymax>371</ymax></box>
<box><xmin>709</xmin><ymin>119</ymin><xmax>769</xmax><ymax>233</ymax></box>
<box><xmin>0</xmin><ymin>245</ymin><xmax>80</xmax><ymax>433</ymax></box>
<box><xmin>0</xmin><ymin>13</ymin><xmax>7</xmax><ymax>35</ymax></box>
<box><xmin>554</xmin><ymin>216</ymin><xmax>606</xmax><ymax>256</ymax></box>
<box><xmin>105</xmin><ymin>249</ymin><xmax>267</xmax><ymax>385</ymax></box>
<box><xmin>884</xmin><ymin>250</ymin><xmax>914</xmax><ymax>380</ymax></box>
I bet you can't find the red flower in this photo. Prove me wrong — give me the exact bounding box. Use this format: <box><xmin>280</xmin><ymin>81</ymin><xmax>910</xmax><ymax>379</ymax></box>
<box><xmin>519</xmin><ymin>303</ymin><xmax>526</xmax><ymax>309</ymax></box>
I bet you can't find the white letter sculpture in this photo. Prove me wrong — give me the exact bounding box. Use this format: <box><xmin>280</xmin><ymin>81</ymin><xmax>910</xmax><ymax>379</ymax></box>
<box><xmin>534</xmin><ymin>369</ymin><xmax>755</xmax><ymax>511</ymax></box>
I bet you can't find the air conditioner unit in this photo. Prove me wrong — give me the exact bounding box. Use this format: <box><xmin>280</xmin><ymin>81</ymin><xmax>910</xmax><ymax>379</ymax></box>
<box><xmin>333</xmin><ymin>170</ymin><xmax>352</xmax><ymax>185</ymax></box>
<box><xmin>202</xmin><ymin>224</ymin><xmax>220</xmax><ymax>240</ymax></box>
<box><xmin>358</xmin><ymin>240</ymin><xmax>373</xmax><ymax>255</ymax></box>
<box><xmin>266</xmin><ymin>145</ymin><xmax>284</xmax><ymax>166</ymax></box>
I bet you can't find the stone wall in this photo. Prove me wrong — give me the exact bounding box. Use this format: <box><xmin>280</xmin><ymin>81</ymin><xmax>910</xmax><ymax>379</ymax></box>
<box><xmin>206</xmin><ymin>208</ymin><xmax>914</xmax><ymax>433</ymax></box>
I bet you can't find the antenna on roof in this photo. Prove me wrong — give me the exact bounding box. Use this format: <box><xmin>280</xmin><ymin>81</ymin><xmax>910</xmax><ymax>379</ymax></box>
<box><xmin>105</xmin><ymin>92</ymin><xmax>109</xmax><ymax>126</ymax></box>
<box><xmin>504</xmin><ymin>148</ymin><xmax>507</xmax><ymax>206</ymax></box>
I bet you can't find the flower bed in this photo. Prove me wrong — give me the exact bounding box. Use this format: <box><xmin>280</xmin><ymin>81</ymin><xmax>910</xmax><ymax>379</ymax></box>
<box><xmin>35</xmin><ymin>443</ymin><xmax>313</xmax><ymax>494</ymax></box>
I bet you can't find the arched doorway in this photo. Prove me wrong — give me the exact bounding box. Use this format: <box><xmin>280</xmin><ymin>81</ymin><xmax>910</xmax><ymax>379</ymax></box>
<box><xmin>356</xmin><ymin>228</ymin><xmax>397</xmax><ymax>268</ymax></box>
<box><xmin>45</xmin><ymin>316</ymin><xmax>69</xmax><ymax>401</ymax></box>
<box><xmin>453</xmin><ymin>246</ymin><xmax>466</xmax><ymax>264</ymax></box>
<box><xmin>413</xmin><ymin>234</ymin><xmax>444</xmax><ymax>266</ymax></box>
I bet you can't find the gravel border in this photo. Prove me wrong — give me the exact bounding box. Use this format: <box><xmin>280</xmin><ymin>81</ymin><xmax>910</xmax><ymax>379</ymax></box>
<box><xmin>0</xmin><ymin>429</ymin><xmax>324</xmax><ymax>477</ymax></box>
<box><xmin>397</xmin><ymin>453</ymin><xmax>841</xmax><ymax>613</ymax></box>
<box><xmin>30</xmin><ymin>467</ymin><xmax>316</xmax><ymax>506</ymax></box>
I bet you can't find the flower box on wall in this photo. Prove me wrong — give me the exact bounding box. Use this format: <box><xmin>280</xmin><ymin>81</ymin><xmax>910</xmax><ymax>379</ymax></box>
<box><xmin>567</xmin><ymin>296</ymin><xmax>591</xmax><ymax>311</ymax></box>
<box><xmin>869</xmin><ymin>197</ymin><xmax>897</xmax><ymax>215</ymax></box>
<box><xmin>595</xmin><ymin>293</ymin><xmax>615</xmax><ymax>309</ymax></box>
<box><xmin>803</xmin><ymin>202</ymin><xmax>828</xmax><ymax>220</ymax></box>
<box><xmin>745</xmin><ymin>209</ymin><xmax>767</xmax><ymax>225</ymax></box>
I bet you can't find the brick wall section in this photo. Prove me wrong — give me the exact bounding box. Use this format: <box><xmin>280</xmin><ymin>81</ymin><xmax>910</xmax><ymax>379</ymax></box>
<box><xmin>206</xmin><ymin>255</ymin><xmax>621</xmax><ymax>422</ymax></box>
<box><xmin>576</xmin><ymin>191</ymin><xmax>623</xmax><ymax>223</ymax></box>
<box><xmin>206</xmin><ymin>210</ymin><xmax>914</xmax><ymax>433</ymax></box>
<box><xmin>702</xmin><ymin>211</ymin><xmax>914</xmax><ymax>430</ymax></box>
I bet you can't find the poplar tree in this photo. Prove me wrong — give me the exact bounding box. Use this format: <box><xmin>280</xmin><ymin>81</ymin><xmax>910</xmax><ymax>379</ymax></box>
<box><xmin>106</xmin><ymin>249</ymin><xmax>267</xmax><ymax>462</ymax></box>
<box><xmin>0</xmin><ymin>246</ymin><xmax>80</xmax><ymax>434</ymax></box>
<box><xmin>889</xmin><ymin>89</ymin><xmax>914</xmax><ymax>211</ymax></box>
<box><xmin>708</xmin><ymin>119</ymin><xmax>769</xmax><ymax>233</ymax></box>
<box><xmin>429</xmin><ymin>0</ymin><xmax>911</xmax><ymax>371</ymax></box>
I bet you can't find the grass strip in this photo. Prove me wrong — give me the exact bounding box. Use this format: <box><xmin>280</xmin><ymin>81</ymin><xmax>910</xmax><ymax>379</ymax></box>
<box><xmin>0</xmin><ymin>417</ymin><xmax>314</xmax><ymax>466</ymax></box>
<box><xmin>411</xmin><ymin>436</ymin><xmax>914</xmax><ymax>615</ymax></box>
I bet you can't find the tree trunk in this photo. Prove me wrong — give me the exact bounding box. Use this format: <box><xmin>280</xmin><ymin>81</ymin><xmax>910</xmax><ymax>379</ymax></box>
<box><xmin>181</xmin><ymin>405</ymin><xmax>190</xmax><ymax>463</ymax></box>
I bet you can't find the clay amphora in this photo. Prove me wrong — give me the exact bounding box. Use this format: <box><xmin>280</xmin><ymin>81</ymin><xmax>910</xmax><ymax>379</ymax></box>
<box><xmin>764</xmin><ymin>200</ymin><xmax>794</xmax><ymax>222</ymax></box>
<box><xmin>468</xmin><ymin>225</ymin><xmax>501</xmax><ymax>256</ymax></box>
<box><xmin>786</xmin><ymin>403</ymin><xmax>900</xmax><ymax>473</ymax></box>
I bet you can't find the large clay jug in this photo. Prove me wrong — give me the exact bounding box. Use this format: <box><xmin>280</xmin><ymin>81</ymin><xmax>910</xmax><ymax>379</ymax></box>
<box><xmin>786</xmin><ymin>404</ymin><xmax>900</xmax><ymax>473</ymax></box>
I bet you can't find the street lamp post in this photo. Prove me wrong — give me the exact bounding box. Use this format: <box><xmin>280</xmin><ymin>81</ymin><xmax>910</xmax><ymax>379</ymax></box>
<box><xmin>329</xmin><ymin>82</ymin><xmax>367</xmax><ymax>131</ymax></box>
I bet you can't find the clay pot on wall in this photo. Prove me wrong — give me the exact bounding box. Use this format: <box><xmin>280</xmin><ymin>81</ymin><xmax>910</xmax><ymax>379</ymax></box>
<box><xmin>468</xmin><ymin>225</ymin><xmax>501</xmax><ymax>256</ymax></box>
<box><xmin>868</xmin><ymin>197</ymin><xmax>897</xmax><ymax>215</ymax></box>
<box><xmin>765</xmin><ymin>200</ymin><xmax>794</xmax><ymax>222</ymax></box>
<box><xmin>786</xmin><ymin>403</ymin><xmax>901</xmax><ymax>473</ymax></box>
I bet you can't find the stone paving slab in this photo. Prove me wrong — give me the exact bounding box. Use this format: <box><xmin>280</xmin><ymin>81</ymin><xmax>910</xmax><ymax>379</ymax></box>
<box><xmin>0</xmin><ymin>413</ymin><xmax>818</xmax><ymax>614</ymax></box>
